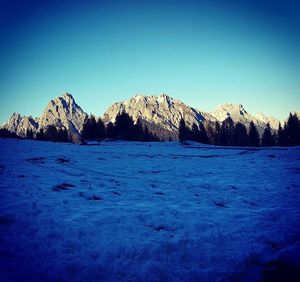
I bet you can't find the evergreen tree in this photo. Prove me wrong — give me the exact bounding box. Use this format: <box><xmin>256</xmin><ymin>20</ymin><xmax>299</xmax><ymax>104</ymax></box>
<box><xmin>36</xmin><ymin>129</ymin><xmax>45</xmax><ymax>141</ymax></box>
<box><xmin>143</xmin><ymin>125</ymin><xmax>151</xmax><ymax>141</ymax></box>
<box><xmin>219</xmin><ymin>117</ymin><xmax>234</xmax><ymax>146</ymax></box>
<box><xmin>248</xmin><ymin>121</ymin><xmax>260</xmax><ymax>147</ymax></box>
<box><xmin>233</xmin><ymin>122</ymin><xmax>248</xmax><ymax>146</ymax></box>
<box><xmin>82</xmin><ymin>115</ymin><xmax>99</xmax><ymax>140</ymax></box>
<box><xmin>106</xmin><ymin>122</ymin><xmax>116</xmax><ymax>139</ymax></box>
<box><xmin>199</xmin><ymin>122</ymin><xmax>210</xmax><ymax>144</ymax></box>
<box><xmin>277</xmin><ymin>122</ymin><xmax>286</xmax><ymax>146</ymax></box>
<box><xmin>89</xmin><ymin>115</ymin><xmax>97</xmax><ymax>139</ymax></box>
<box><xmin>214</xmin><ymin>122</ymin><xmax>221</xmax><ymax>145</ymax></box>
<box><xmin>82</xmin><ymin>117</ymin><xmax>91</xmax><ymax>140</ymax></box>
<box><xmin>205</xmin><ymin>123</ymin><xmax>215</xmax><ymax>145</ymax></box>
<box><xmin>133</xmin><ymin>119</ymin><xmax>144</xmax><ymax>141</ymax></box>
<box><xmin>44</xmin><ymin>125</ymin><xmax>59</xmax><ymax>141</ymax></box>
<box><xmin>26</xmin><ymin>129</ymin><xmax>34</xmax><ymax>139</ymax></box>
<box><xmin>261</xmin><ymin>123</ymin><xmax>275</xmax><ymax>146</ymax></box>
<box><xmin>285</xmin><ymin>113</ymin><xmax>300</xmax><ymax>146</ymax></box>
<box><xmin>57</xmin><ymin>128</ymin><xmax>69</xmax><ymax>142</ymax></box>
<box><xmin>178</xmin><ymin>118</ymin><xmax>188</xmax><ymax>143</ymax></box>
<box><xmin>35</xmin><ymin>127</ymin><xmax>68</xmax><ymax>142</ymax></box>
<box><xmin>0</xmin><ymin>128</ymin><xmax>19</xmax><ymax>138</ymax></box>
<box><xmin>191</xmin><ymin>123</ymin><xmax>200</xmax><ymax>142</ymax></box>
<box><xmin>114</xmin><ymin>112</ymin><xmax>135</xmax><ymax>140</ymax></box>
<box><xmin>96</xmin><ymin>118</ymin><xmax>105</xmax><ymax>140</ymax></box>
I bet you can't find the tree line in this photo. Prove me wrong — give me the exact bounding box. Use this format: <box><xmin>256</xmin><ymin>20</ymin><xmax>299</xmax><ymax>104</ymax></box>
<box><xmin>0</xmin><ymin>126</ymin><xmax>69</xmax><ymax>142</ymax></box>
<box><xmin>81</xmin><ymin>112</ymin><xmax>158</xmax><ymax>142</ymax></box>
<box><xmin>178</xmin><ymin>113</ymin><xmax>300</xmax><ymax>147</ymax></box>
<box><xmin>0</xmin><ymin>112</ymin><xmax>157</xmax><ymax>143</ymax></box>
<box><xmin>1</xmin><ymin>112</ymin><xmax>300</xmax><ymax>147</ymax></box>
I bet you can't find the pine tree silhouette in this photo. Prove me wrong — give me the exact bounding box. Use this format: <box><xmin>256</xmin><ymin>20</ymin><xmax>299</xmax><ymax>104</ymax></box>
<box><xmin>133</xmin><ymin>119</ymin><xmax>144</xmax><ymax>141</ymax></box>
<box><xmin>248</xmin><ymin>121</ymin><xmax>260</xmax><ymax>147</ymax></box>
<box><xmin>57</xmin><ymin>128</ymin><xmax>69</xmax><ymax>142</ymax></box>
<box><xmin>114</xmin><ymin>112</ymin><xmax>135</xmax><ymax>140</ymax></box>
<box><xmin>285</xmin><ymin>113</ymin><xmax>300</xmax><ymax>146</ymax></box>
<box><xmin>82</xmin><ymin>115</ymin><xmax>100</xmax><ymax>140</ymax></box>
<box><xmin>96</xmin><ymin>118</ymin><xmax>105</xmax><ymax>140</ymax></box>
<box><xmin>0</xmin><ymin>128</ymin><xmax>19</xmax><ymax>138</ymax></box>
<box><xmin>178</xmin><ymin>118</ymin><xmax>188</xmax><ymax>143</ymax></box>
<box><xmin>199</xmin><ymin>122</ymin><xmax>210</xmax><ymax>144</ymax></box>
<box><xmin>89</xmin><ymin>115</ymin><xmax>97</xmax><ymax>139</ymax></box>
<box><xmin>214</xmin><ymin>122</ymin><xmax>221</xmax><ymax>145</ymax></box>
<box><xmin>219</xmin><ymin>117</ymin><xmax>234</xmax><ymax>146</ymax></box>
<box><xmin>205</xmin><ymin>123</ymin><xmax>214</xmax><ymax>145</ymax></box>
<box><xmin>106</xmin><ymin>122</ymin><xmax>116</xmax><ymax>139</ymax></box>
<box><xmin>191</xmin><ymin>123</ymin><xmax>200</xmax><ymax>142</ymax></box>
<box><xmin>261</xmin><ymin>123</ymin><xmax>275</xmax><ymax>146</ymax></box>
<box><xmin>26</xmin><ymin>129</ymin><xmax>34</xmax><ymax>139</ymax></box>
<box><xmin>36</xmin><ymin>129</ymin><xmax>45</xmax><ymax>141</ymax></box>
<box><xmin>233</xmin><ymin>122</ymin><xmax>248</xmax><ymax>146</ymax></box>
<box><xmin>277</xmin><ymin>122</ymin><xmax>286</xmax><ymax>146</ymax></box>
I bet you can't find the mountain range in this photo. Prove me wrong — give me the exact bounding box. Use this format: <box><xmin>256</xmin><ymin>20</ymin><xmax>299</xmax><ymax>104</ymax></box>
<box><xmin>1</xmin><ymin>92</ymin><xmax>288</xmax><ymax>142</ymax></box>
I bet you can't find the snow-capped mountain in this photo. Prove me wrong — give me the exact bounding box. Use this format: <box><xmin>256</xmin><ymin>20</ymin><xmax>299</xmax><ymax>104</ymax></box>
<box><xmin>2</xmin><ymin>93</ymin><xmax>87</xmax><ymax>142</ymax></box>
<box><xmin>210</xmin><ymin>103</ymin><xmax>280</xmax><ymax>134</ymax></box>
<box><xmin>293</xmin><ymin>111</ymin><xmax>300</xmax><ymax>119</ymax></box>
<box><xmin>103</xmin><ymin>94</ymin><xmax>212</xmax><ymax>139</ymax></box>
<box><xmin>2</xmin><ymin>113</ymin><xmax>38</xmax><ymax>138</ymax></box>
<box><xmin>2</xmin><ymin>92</ymin><xmax>288</xmax><ymax>141</ymax></box>
<box><xmin>255</xmin><ymin>113</ymin><xmax>280</xmax><ymax>129</ymax></box>
<box><xmin>38</xmin><ymin>93</ymin><xmax>87</xmax><ymax>141</ymax></box>
<box><xmin>104</xmin><ymin>96</ymin><xmax>281</xmax><ymax>138</ymax></box>
<box><xmin>210</xmin><ymin>103</ymin><xmax>249</xmax><ymax>122</ymax></box>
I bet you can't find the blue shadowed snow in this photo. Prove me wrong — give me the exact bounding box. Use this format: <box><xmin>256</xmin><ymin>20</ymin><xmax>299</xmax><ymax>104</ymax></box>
<box><xmin>0</xmin><ymin>139</ymin><xmax>300</xmax><ymax>281</ymax></box>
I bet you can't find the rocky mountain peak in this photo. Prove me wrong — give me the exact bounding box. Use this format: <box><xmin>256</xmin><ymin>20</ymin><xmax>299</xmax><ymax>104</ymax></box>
<box><xmin>103</xmin><ymin>94</ymin><xmax>205</xmax><ymax>140</ymax></box>
<box><xmin>38</xmin><ymin>93</ymin><xmax>87</xmax><ymax>141</ymax></box>
<box><xmin>1</xmin><ymin>92</ymin><xmax>87</xmax><ymax>142</ymax></box>
<box><xmin>2</xmin><ymin>112</ymin><xmax>38</xmax><ymax>138</ymax></box>
<box><xmin>63</xmin><ymin>92</ymin><xmax>73</xmax><ymax>99</ymax></box>
<box><xmin>1</xmin><ymin>92</ymin><xmax>288</xmax><ymax>142</ymax></box>
<box><xmin>210</xmin><ymin>103</ymin><xmax>280</xmax><ymax>135</ymax></box>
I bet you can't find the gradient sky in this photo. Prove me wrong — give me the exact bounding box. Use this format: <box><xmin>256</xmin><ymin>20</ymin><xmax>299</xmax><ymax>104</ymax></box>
<box><xmin>0</xmin><ymin>0</ymin><xmax>299</xmax><ymax>123</ymax></box>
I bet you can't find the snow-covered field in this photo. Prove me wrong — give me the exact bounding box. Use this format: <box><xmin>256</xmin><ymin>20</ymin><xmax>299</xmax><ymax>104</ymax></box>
<box><xmin>0</xmin><ymin>138</ymin><xmax>300</xmax><ymax>281</ymax></box>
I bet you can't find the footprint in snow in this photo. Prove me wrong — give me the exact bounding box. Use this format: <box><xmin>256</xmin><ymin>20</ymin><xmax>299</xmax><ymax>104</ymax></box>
<box><xmin>53</xmin><ymin>183</ymin><xmax>76</xmax><ymax>191</ymax></box>
<box><xmin>56</xmin><ymin>157</ymin><xmax>70</xmax><ymax>164</ymax></box>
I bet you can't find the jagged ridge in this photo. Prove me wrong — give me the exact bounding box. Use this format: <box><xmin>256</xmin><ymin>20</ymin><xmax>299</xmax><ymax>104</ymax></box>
<box><xmin>2</xmin><ymin>92</ymin><xmax>285</xmax><ymax>142</ymax></box>
<box><xmin>2</xmin><ymin>93</ymin><xmax>87</xmax><ymax>143</ymax></box>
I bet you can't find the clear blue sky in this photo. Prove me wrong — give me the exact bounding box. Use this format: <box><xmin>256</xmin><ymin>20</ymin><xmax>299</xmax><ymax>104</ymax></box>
<box><xmin>0</xmin><ymin>0</ymin><xmax>299</xmax><ymax>123</ymax></box>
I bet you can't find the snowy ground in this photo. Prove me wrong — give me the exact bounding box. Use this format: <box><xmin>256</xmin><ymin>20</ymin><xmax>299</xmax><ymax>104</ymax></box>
<box><xmin>0</xmin><ymin>138</ymin><xmax>300</xmax><ymax>282</ymax></box>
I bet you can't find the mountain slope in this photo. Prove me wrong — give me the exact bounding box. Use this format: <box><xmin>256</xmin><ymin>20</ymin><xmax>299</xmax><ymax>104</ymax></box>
<box><xmin>2</xmin><ymin>113</ymin><xmax>38</xmax><ymax>138</ymax></box>
<box><xmin>2</xmin><ymin>93</ymin><xmax>87</xmax><ymax>142</ymax></box>
<box><xmin>2</xmin><ymin>92</ymin><xmax>289</xmax><ymax>142</ymax></box>
<box><xmin>210</xmin><ymin>103</ymin><xmax>280</xmax><ymax>134</ymax></box>
<box><xmin>38</xmin><ymin>93</ymin><xmax>87</xmax><ymax>141</ymax></box>
<box><xmin>103</xmin><ymin>94</ymin><xmax>207</xmax><ymax>139</ymax></box>
<box><xmin>103</xmin><ymin>95</ymin><xmax>281</xmax><ymax>139</ymax></box>
<box><xmin>255</xmin><ymin>113</ymin><xmax>280</xmax><ymax>129</ymax></box>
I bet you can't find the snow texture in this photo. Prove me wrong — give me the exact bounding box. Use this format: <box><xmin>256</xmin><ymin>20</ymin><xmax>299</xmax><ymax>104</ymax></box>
<box><xmin>0</xmin><ymin>139</ymin><xmax>300</xmax><ymax>281</ymax></box>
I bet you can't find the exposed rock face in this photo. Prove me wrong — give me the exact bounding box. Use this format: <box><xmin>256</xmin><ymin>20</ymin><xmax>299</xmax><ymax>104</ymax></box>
<box><xmin>2</xmin><ymin>93</ymin><xmax>87</xmax><ymax>142</ymax></box>
<box><xmin>255</xmin><ymin>113</ymin><xmax>280</xmax><ymax>130</ymax></box>
<box><xmin>210</xmin><ymin>103</ymin><xmax>280</xmax><ymax>134</ymax></box>
<box><xmin>2</xmin><ymin>113</ymin><xmax>38</xmax><ymax>138</ymax></box>
<box><xmin>2</xmin><ymin>92</ymin><xmax>290</xmax><ymax>142</ymax></box>
<box><xmin>103</xmin><ymin>95</ymin><xmax>282</xmax><ymax>139</ymax></box>
<box><xmin>211</xmin><ymin>103</ymin><xmax>250</xmax><ymax>123</ymax></box>
<box><xmin>293</xmin><ymin>111</ymin><xmax>300</xmax><ymax>119</ymax></box>
<box><xmin>103</xmin><ymin>94</ymin><xmax>205</xmax><ymax>138</ymax></box>
<box><xmin>38</xmin><ymin>93</ymin><xmax>87</xmax><ymax>141</ymax></box>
